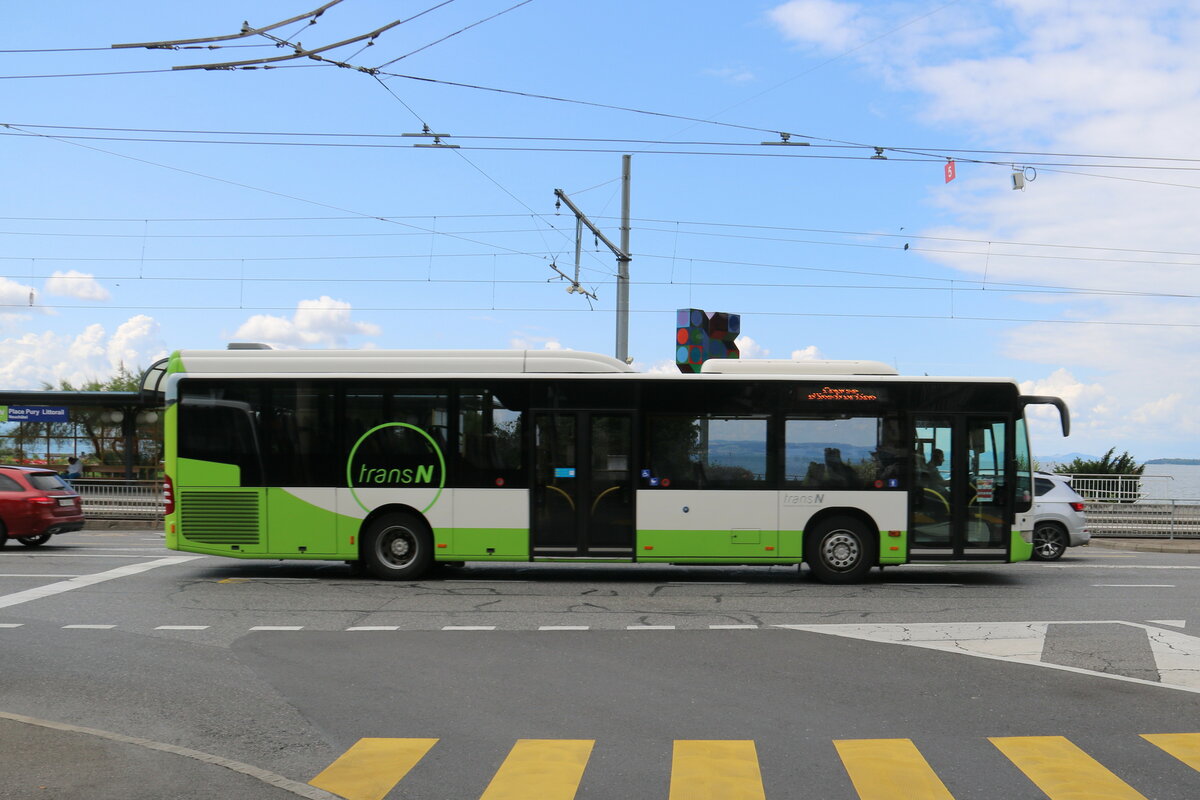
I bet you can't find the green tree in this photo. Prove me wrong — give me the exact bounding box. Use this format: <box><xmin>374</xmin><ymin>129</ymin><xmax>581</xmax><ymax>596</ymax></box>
<box><xmin>41</xmin><ymin>364</ymin><xmax>162</xmax><ymax>473</ymax></box>
<box><xmin>1054</xmin><ymin>447</ymin><xmax>1144</xmax><ymax>502</ymax></box>
<box><xmin>1053</xmin><ymin>448</ymin><xmax>1144</xmax><ymax>476</ymax></box>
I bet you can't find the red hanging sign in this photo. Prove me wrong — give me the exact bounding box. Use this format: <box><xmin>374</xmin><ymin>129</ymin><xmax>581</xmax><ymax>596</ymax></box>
<box><xmin>944</xmin><ymin>160</ymin><xmax>956</xmax><ymax>183</ymax></box>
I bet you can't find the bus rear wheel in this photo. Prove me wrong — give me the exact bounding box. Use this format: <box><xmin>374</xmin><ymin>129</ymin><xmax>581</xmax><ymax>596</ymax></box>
<box><xmin>361</xmin><ymin>512</ymin><xmax>433</xmax><ymax>580</ymax></box>
<box><xmin>805</xmin><ymin>516</ymin><xmax>877</xmax><ymax>584</ymax></box>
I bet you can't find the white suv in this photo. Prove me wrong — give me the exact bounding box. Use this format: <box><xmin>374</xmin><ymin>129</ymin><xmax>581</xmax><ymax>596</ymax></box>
<box><xmin>1028</xmin><ymin>472</ymin><xmax>1090</xmax><ymax>560</ymax></box>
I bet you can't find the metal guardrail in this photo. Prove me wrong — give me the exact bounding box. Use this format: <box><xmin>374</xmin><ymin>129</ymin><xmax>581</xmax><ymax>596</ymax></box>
<box><xmin>1066</xmin><ymin>474</ymin><xmax>1154</xmax><ymax>503</ymax></box>
<box><xmin>72</xmin><ymin>479</ymin><xmax>163</xmax><ymax>520</ymax></box>
<box><xmin>1082</xmin><ymin>501</ymin><xmax>1200</xmax><ymax>539</ymax></box>
<box><xmin>1063</xmin><ymin>473</ymin><xmax>1200</xmax><ymax>539</ymax></box>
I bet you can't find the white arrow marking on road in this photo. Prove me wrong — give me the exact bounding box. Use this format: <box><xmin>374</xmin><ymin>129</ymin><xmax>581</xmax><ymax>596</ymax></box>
<box><xmin>0</xmin><ymin>556</ymin><xmax>202</xmax><ymax>611</ymax></box>
<box><xmin>776</xmin><ymin>620</ymin><xmax>1200</xmax><ymax>695</ymax></box>
<box><xmin>1147</xmin><ymin>619</ymin><xmax>1187</xmax><ymax>628</ymax></box>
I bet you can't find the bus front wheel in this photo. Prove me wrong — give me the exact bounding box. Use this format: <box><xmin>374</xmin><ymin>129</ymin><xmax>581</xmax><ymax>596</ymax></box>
<box><xmin>805</xmin><ymin>516</ymin><xmax>877</xmax><ymax>584</ymax></box>
<box><xmin>361</xmin><ymin>512</ymin><xmax>433</xmax><ymax>580</ymax></box>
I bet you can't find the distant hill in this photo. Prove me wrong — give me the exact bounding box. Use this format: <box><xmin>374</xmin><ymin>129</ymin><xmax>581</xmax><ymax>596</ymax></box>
<box><xmin>1145</xmin><ymin>458</ymin><xmax>1200</xmax><ymax>465</ymax></box>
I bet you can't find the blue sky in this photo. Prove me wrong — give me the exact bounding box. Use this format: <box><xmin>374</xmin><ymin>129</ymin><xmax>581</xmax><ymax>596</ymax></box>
<box><xmin>3</xmin><ymin>1</ymin><xmax>1199</xmax><ymax>461</ymax></box>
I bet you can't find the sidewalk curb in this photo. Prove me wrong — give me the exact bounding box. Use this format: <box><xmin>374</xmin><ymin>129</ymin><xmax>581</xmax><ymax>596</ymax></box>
<box><xmin>1089</xmin><ymin>537</ymin><xmax>1200</xmax><ymax>554</ymax></box>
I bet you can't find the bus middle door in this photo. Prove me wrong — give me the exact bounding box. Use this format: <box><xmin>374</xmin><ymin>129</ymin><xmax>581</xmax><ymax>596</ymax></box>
<box><xmin>911</xmin><ymin>416</ymin><xmax>1011</xmax><ymax>559</ymax></box>
<box><xmin>531</xmin><ymin>411</ymin><xmax>635</xmax><ymax>559</ymax></box>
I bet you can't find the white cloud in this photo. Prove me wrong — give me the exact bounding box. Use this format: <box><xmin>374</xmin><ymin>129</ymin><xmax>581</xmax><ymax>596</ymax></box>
<box><xmin>765</xmin><ymin>1</ymin><xmax>1200</xmax><ymax>458</ymax></box>
<box><xmin>0</xmin><ymin>317</ymin><xmax>167</xmax><ymax>389</ymax></box>
<box><xmin>233</xmin><ymin>296</ymin><xmax>380</xmax><ymax>348</ymax></box>
<box><xmin>737</xmin><ymin>335</ymin><xmax>769</xmax><ymax>358</ymax></box>
<box><xmin>44</xmin><ymin>270</ymin><xmax>111</xmax><ymax>302</ymax></box>
<box><xmin>705</xmin><ymin>65</ymin><xmax>756</xmax><ymax>83</ymax></box>
<box><xmin>509</xmin><ymin>333</ymin><xmax>567</xmax><ymax>350</ymax></box>
<box><xmin>767</xmin><ymin>0</ymin><xmax>870</xmax><ymax>52</ymax></box>
<box><xmin>790</xmin><ymin>345</ymin><xmax>824</xmax><ymax>360</ymax></box>
<box><xmin>639</xmin><ymin>358</ymin><xmax>681</xmax><ymax>374</ymax></box>
<box><xmin>0</xmin><ymin>277</ymin><xmax>39</xmax><ymax>325</ymax></box>
<box><xmin>108</xmin><ymin>315</ymin><xmax>162</xmax><ymax>371</ymax></box>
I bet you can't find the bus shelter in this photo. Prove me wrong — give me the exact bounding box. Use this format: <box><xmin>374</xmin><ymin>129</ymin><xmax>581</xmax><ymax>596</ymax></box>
<box><xmin>0</xmin><ymin>361</ymin><xmax>166</xmax><ymax>480</ymax></box>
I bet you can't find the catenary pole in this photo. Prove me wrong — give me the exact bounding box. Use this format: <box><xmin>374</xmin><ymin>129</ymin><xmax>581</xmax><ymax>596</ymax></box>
<box><xmin>552</xmin><ymin>154</ymin><xmax>632</xmax><ymax>363</ymax></box>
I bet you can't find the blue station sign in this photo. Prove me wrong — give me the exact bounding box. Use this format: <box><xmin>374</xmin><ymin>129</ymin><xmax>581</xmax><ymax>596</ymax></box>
<box><xmin>0</xmin><ymin>405</ymin><xmax>70</xmax><ymax>422</ymax></box>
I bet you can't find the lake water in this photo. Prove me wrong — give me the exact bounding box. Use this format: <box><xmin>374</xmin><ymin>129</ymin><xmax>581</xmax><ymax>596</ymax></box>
<box><xmin>1132</xmin><ymin>464</ymin><xmax>1200</xmax><ymax>500</ymax></box>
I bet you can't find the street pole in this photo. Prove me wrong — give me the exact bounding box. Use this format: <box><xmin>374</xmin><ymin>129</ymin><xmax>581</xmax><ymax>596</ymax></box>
<box><xmin>552</xmin><ymin>154</ymin><xmax>632</xmax><ymax>363</ymax></box>
<box><xmin>616</xmin><ymin>154</ymin><xmax>632</xmax><ymax>363</ymax></box>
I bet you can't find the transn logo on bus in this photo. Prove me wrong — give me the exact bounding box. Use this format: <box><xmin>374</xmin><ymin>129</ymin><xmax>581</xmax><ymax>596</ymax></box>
<box><xmin>345</xmin><ymin>422</ymin><xmax>447</xmax><ymax>514</ymax></box>
<box><xmin>783</xmin><ymin>493</ymin><xmax>826</xmax><ymax>506</ymax></box>
<box><xmin>355</xmin><ymin>464</ymin><xmax>437</xmax><ymax>485</ymax></box>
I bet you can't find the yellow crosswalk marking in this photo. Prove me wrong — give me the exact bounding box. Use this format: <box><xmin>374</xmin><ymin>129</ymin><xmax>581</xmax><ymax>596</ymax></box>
<box><xmin>668</xmin><ymin>740</ymin><xmax>766</xmax><ymax>800</ymax></box>
<box><xmin>479</xmin><ymin>739</ymin><xmax>594</xmax><ymax>800</ymax></box>
<box><xmin>1142</xmin><ymin>733</ymin><xmax>1200</xmax><ymax>772</ymax></box>
<box><xmin>309</xmin><ymin>737</ymin><xmax>438</xmax><ymax>800</ymax></box>
<box><xmin>990</xmin><ymin>736</ymin><xmax>1148</xmax><ymax>800</ymax></box>
<box><xmin>834</xmin><ymin>739</ymin><xmax>955</xmax><ymax>799</ymax></box>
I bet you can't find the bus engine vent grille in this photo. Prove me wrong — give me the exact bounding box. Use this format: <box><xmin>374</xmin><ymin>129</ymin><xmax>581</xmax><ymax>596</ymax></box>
<box><xmin>179</xmin><ymin>492</ymin><xmax>260</xmax><ymax>545</ymax></box>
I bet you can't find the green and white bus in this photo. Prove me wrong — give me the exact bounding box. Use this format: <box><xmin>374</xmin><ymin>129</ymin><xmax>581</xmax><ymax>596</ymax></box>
<box><xmin>156</xmin><ymin>347</ymin><xmax>1069</xmax><ymax>583</ymax></box>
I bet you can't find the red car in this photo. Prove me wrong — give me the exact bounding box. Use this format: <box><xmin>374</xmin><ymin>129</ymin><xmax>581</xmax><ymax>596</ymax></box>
<box><xmin>0</xmin><ymin>465</ymin><xmax>84</xmax><ymax>547</ymax></box>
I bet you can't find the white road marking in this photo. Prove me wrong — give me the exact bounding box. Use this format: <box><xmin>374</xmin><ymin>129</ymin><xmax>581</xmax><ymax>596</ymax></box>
<box><xmin>155</xmin><ymin>625</ymin><xmax>210</xmax><ymax>630</ymax></box>
<box><xmin>0</xmin><ymin>574</ymin><xmax>82</xmax><ymax>578</ymax></box>
<box><xmin>62</xmin><ymin>624</ymin><xmax>116</xmax><ymax>629</ymax></box>
<box><xmin>1145</xmin><ymin>626</ymin><xmax>1200</xmax><ymax>689</ymax></box>
<box><xmin>538</xmin><ymin>625</ymin><xmax>590</xmax><ymax>631</ymax></box>
<box><xmin>0</xmin><ymin>623</ymin><xmax>24</xmax><ymax>628</ymax></box>
<box><xmin>346</xmin><ymin>626</ymin><xmax>400</xmax><ymax>631</ymax></box>
<box><xmin>777</xmin><ymin>620</ymin><xmax>1200</xmax><ymax>695</ymax></box>
<box><xmin>1147</xmin><ymin>619</ymin><xmax>1187</xmax><ymax>628</ymax></box>
<box><xmin>249</xmin><ymin>626</ymin><xmax>304</xmax><ymax>631</ymax></box>
<box><xmin>8</xmin><ymin>553</ymin><xmax>187</xmax><ymax>559</ymax></box>
<box><xmin>0</xmin><ymin>556</ymin><xmax>202</xmax><ymax>611</ymax></box>
<box><xmin>441</xmin><ymin>625</ymin><xmax>496</xmax><ymax>631</ymax></box>
<box><xmin>1039</xmin><ymin>564</ymin><xmax>1200</xmax><ymax>570</ymax></box>
<box><xmin>442</xmin><ymin>580</ymin><xmax>531</xmax><ymax>584</ymax></box>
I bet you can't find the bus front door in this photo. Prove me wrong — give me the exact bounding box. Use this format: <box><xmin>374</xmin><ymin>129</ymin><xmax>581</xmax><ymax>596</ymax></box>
<box><xmin>911</xmin><ymin>416</ymin><xmax>1011</xmax><ymax>559</ymax></box>
<box><xmin>531</xmin><ymin>412</ymin><xmax>635</xmax><ymax>558</ymax></box>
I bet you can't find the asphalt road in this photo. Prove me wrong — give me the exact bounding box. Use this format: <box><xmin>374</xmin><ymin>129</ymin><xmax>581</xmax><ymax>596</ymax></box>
<box><xmin>2</xmin><ymin>530</ymin><xmax>1199</xmax><ymax>799</ymax></box>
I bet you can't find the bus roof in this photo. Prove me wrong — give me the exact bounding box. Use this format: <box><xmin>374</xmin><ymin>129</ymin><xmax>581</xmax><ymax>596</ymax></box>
<box><xmin>170</xmin><ymin>348</ymin><xmax>635</xmax><ymax>375</ymax></box>
<box><xmin>164</xmin><ymin>347</ymin><xmax>1022</xmax><ymax>385</ymax></box>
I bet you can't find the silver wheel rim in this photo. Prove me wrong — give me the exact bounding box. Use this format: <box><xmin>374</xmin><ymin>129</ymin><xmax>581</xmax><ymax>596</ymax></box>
<box><xmin>376</xmin><ymin>525</ymin><xmax>417</xmax><ymax>568</ymax></box>
<box><xmin>820</xmin><ymin>530</ymin><xmax>861</xmax><ymax>571</ymax></box>
<box><xmin>1034</xmin><ymin>528</ymin><xmax>1063</xmax><ymax>558</ymax></box>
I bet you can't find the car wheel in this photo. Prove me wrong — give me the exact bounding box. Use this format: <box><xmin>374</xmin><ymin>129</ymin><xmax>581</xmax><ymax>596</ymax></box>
<box><xmin>1031</xmin><ymin>523</ymin><xmax>1068</xmax><ymax>561</ymax></box>
<box><xmin>17</xmin><ymin>533</ymin><xmax>53</xmax><ymax>547</ymax></box>
<box><xmin>805</xmin><ymin>515</ymin><xmax>877</xmax><ymax>584</ymax></box>
<box><xmin>361</xmin><ymin>512</ymin><xmax>433</xmax><ymax>580</ymax></box>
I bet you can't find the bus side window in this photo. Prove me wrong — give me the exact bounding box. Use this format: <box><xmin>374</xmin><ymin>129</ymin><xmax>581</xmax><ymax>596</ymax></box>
<box><xmin>785</xmin><ymin>417</ymin><xmax>889</xmax><ymax>490</ymax></box>
<box><xmin>178</xmin><ymin>400</ymin><xmax>263</xmax><ymax>486</ymax></box>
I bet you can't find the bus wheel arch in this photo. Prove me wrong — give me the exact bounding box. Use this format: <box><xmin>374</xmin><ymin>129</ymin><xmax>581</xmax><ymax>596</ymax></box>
<box><xmin>803</xmin><ymin>509</ymin><xmax>879</xmax><ymax>584</ymax></box>
<box><xmin>359</xmin><ymin>505</ymin><xmax>434</xmax><ymax>580</ymax></box>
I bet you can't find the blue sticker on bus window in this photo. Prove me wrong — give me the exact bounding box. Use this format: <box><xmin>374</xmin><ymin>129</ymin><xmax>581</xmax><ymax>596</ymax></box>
<box><xmin>649</xmin><ymin>477</ymin><xmax>660</xmax><ymax>487</ymax></box>
<box><xmin>554</xmin><ymin>467</ymin><xmax>576</xmax><ymax>478</ymax></box>
<box><xmin>887</xmin><ymin>478</ymin><xmax>899</xmax><ymax>488</ymax></box>
<box><xmin>641</xmin><ymin>469</ymin><xmax>653</xmax><ymax>479</ymax></box>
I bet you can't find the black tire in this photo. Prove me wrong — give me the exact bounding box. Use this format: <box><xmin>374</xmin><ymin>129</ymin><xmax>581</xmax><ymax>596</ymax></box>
<box><xmin>17</xmin><ymin>533</ymin><xmax>53</xmax><ymax>547</ymax></box>
<box><xmin>1031</xmin><ymin>523</ymin><xmax>1068</xmax><ymax>561</ymax></box>
<box><xmin>805</xmin><ymin>515</ymin><xmax>877</xmax><ymax>584</ymax></box>
<box><xmin>360</xmin><ymin>512</ymin><xmax>433</xmax><ymax>580</ymax></box>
